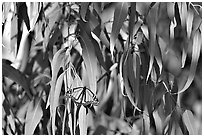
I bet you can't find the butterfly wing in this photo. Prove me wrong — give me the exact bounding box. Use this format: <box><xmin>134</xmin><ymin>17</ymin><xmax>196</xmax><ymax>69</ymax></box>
<box><xmin>70</xmin><ymin>87</ymin><xmax>99</xmax><ymax>106</ymax></box>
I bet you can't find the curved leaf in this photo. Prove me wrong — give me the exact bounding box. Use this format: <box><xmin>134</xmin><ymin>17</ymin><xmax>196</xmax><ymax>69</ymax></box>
<box><xmin>78</xmin><ymin>20</ymin><xmax>97</xmax><ymax>94</ymax></box>
<box><xmin>177</xmin><ymin>30</ymin><xmax>201</xmax><ymax>94</ymax></box>
<box><xmin>122</xmin><ymin>43</ymin><xmax>143</xmax><ymax>113</ymax></box>
<box><xmin>110</xmin><ymin>2</ymin><xmax>128</xmax><ymax>58</ymax></box>
<box><xmin>47</xmin><ymin>47</ymin><xmax>67</xmax><ymax>108</ymax></box>
<box><xmin>132</xmin><ymin>52</ymin><xmax>140</xmax><ymax>104</ymax></box>
<box><xmin>25</xmin><ymin>97</ymin><xmax>43</xmax><ymax>135</ymax></box>
<box><xmin>146</xmin><ymin>3</ymin><xmax>158</xmax><ymax>82</ymax></box>
<box><xmin>52</xmin><ymin>72</ymin><xmax>65</xmax><ymax>135</ymax></box>
<box><xmin>80</xmin><ymin>16</ymin><xmax>107</xmax><ymax>71</ymax></box>
<box><xmin>2</xmin><ymin>61</ymin><xmax>32</xmax><ymax>99</ymax></box>
<box><xmin>27</xmin><ymin>2</ymin><xmax>41</xmax><ymax>31</ymax></box>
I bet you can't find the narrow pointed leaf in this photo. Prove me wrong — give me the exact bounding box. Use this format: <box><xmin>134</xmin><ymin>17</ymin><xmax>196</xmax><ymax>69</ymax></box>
<box><xmin>127</xmin><ymin>52</ymin><xmax>137</xmax><ymax>103</ymax></box>
<box><xmin>178</xmin><ymin>2</ymin><xmax>187</xmax><ymax>28</ymax></box>
<box><xmin>27</xmin><ymin>2</ymin><xmax>41</xmax><ymax>31</ymax></box>
<box><xmin>146</xmin><ymin>4</ymin><xmax>158</xmax><ymax>82</ymax></box>
<box><xmin>182</xmin><ymin>110</ymin><xmax>197</xmax><ymax>135</ymax></box>
<box><xmin>51</xmin><ymin>72</ymin><xmax>65</xmax><ymax>135</ymax></box>
<box><xmin>2</xmin><ymin>61</ymin><xmax>32</xmax><ymax>99</ymax></box>
<box><xmin>177</xmin><ymin>30</ymin><xmax>201</xmax><ymax>94</ymax></box>
<box><xmin>78</xmin><ymin>20</ymin><xmax>97</xmax><ymax>93</ymax></box>
<box><xmin>25</xmin><ymin>97</ymin><xmax>43</xmax><ymax>135</ymax></box>
<box><xmin>79</xmin><ymin>107</ymin><xmax>87</xmax><ymax>135</ymax></box>
<box><xmin>129</xmin><ymin>3</ymin><xmax>137</xmax><ymax>41</ymax></box>
<box><xmin>132</xmin><ymin>52</ymin><xmax>140</xmax><ymax>104</ymax></box>
<box><xmin>47</xmin><ymin>47</ymin><xmax>67</xmax><ymax>108</ymax></box>
<box><xmin>80</xmin><ymin>18</ymin><xmax>107</xmax><ymax>71</ymax></box>
<box><xmin>122</xmin><ymin>44</ymin><xmax>143</xmax><ymax>113</ymax></box>
<box><xmin>110</xmin><ymin>2</ymin><xmax>128</xmax><ymax>57</ymax></box>
<box><xmin>186</xmin><ymin>9</ymin><xmax>194</xmax><ymax>39</ymax></box>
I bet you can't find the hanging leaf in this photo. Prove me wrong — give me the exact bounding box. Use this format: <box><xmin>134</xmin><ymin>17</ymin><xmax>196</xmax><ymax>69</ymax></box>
<box><xmin>178</xmin><ymin>2</ymin><xmax>187</xmax><ymax>28</ymax></box>
<box><xmin>110</xmin><ymin>2</ymin><xmax>128</xmax><ymax>58</ymax></box>
<box><xmin>47</xmin><ymin>47</ymin><xmax>67</xmax><ymax>108</ymax></box>
<box><xmin>141</xmin><ymin>25</ymin><xmax>149</xmax><ymax>40</ymax></box>
<box><xmin>2</xmin><ymin>2</ymin><xmax>12</xmax><ymax>23</ymax></box>
<box><xmin>146</xmin><ymin>3</ymin><xmax>158</xmax><ymax>82</ymax></box>
<box><xmin>132</xmin><ymin>52</ymin><xmax>140</xmax><ymax>104</ymax></box>
<box><xmin>2</xmin><ymin>4</ymin><xmax>16</xmax><ymax>62</ymax></box>
<box><xmin>51</xmin><ymin>72</ymin><xmax>65</xmax><ymax>135</ymax></box>
<box><xmin>191</xmin><ymin>15</ymin><xmax>201</xmax><ymax>37</ymax></box>
<box><xmin>2</xmin><ymin>61</ymin><xmax>32</xmax><ymax>99</ymax></box>
<box><xmin>78</xmin><ymin>20</ymin><xmax>98</xmax><ymax>94</ymax></box>
<box><xmin>27</xmin><ymin>2</ymin><xmax>41</xmax><ymax>31</ymax></box>
<box><xmin>25</xmin><ymin>97</ymin><xmax>43</xmax><ymax>135</ymax></box>
<box><xmin>129</xmin><ymin>2</ymin><xmax>137</xmax><ymax>41</ymax></box>
<box><xmin>127</xmin><ymin>51</ymin><xmax>137</xmax><ymax>104</ymax></box>
<box><xmin>177</xmin><ymin>30</ymin><xmax>201</xmax><ymax>94</ymax></box>
<box><xmin>122</xmin><ymin>43</ymin><xmax>143</xmax><ymax>113</ymax></box>
<box><xmin>182</xmin><ymin>110</ymin><xmax>197</xmax><ymax>135</ymax></box>
<box><xmin>78</xmin><ymin>107</ymin><xmax>88</xmax><ymax>135</ymax></box>
<box><xmin>43</xmin><ymin>3</ymin><xmax>61</xmax><ymax>50</ymax></box>
<box><xmin>186</xmin><ymin>8</ymin><xmax>194</xmax><ymax>39</ymax></box>
<box><xmin>10</xmin><ymin>14</ymin><xmax>18</xmax><ymax>58</ymax></box>
<box><xmin>14</xmin><ymin>22</ymin><xmax>31</xmax><ymax>72</ymax></box>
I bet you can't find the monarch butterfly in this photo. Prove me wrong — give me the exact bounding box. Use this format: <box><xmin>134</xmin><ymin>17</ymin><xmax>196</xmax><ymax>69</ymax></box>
<box><xmin>66</xmin><ymin>86</ymin><xmax>99</xmax><ymax>106</ymax></box>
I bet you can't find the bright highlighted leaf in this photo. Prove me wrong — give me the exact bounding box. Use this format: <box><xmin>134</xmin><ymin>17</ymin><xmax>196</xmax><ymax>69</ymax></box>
<box><xmin>78</xmin><ymin>107</ymin><xmax>88</xmax><ymax>135</ymax></box>
<box><xmin>178</xmin><ymin>2</ymin><xmax>187</xmax><ymax>28</ymax></box>
<box><xmin>47</xmin><ymin>47</ymin><xmax>67</xmax><ymax>109</ymax></box>
<box><xmin>51</xmin><ymin>72</ymin><xmax>65</xmax><ymax>135</ymax></box>
<box><xmin>186</xmin><ymin>9</ymin><xmax>194</xmax><ymax>39</ymax></box>
<box><xmin>110</xmin><ymin>2</ymin><xmax>128</xmax><ymax>58</ymax></box>
<box><xmin>182</xmin><ymin>110</ymin><xmax>197</xmax><ymax>135</ymax></box>
<box><xmin>25</xmin><ymin>97</ymin><xmax>43</xmax><ymax>135</ymax></box>
<box><xmin>177</xmin><ymin>30</ymin><xmax>201</xmax><ymax>94</ymax></box>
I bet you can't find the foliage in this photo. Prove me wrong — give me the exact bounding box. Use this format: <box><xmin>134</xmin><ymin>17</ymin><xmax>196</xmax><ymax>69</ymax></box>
<box><xmin>2</xmin><ymin>2</ymin><xmax>202</xmax><ymax>135</ymax></box>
